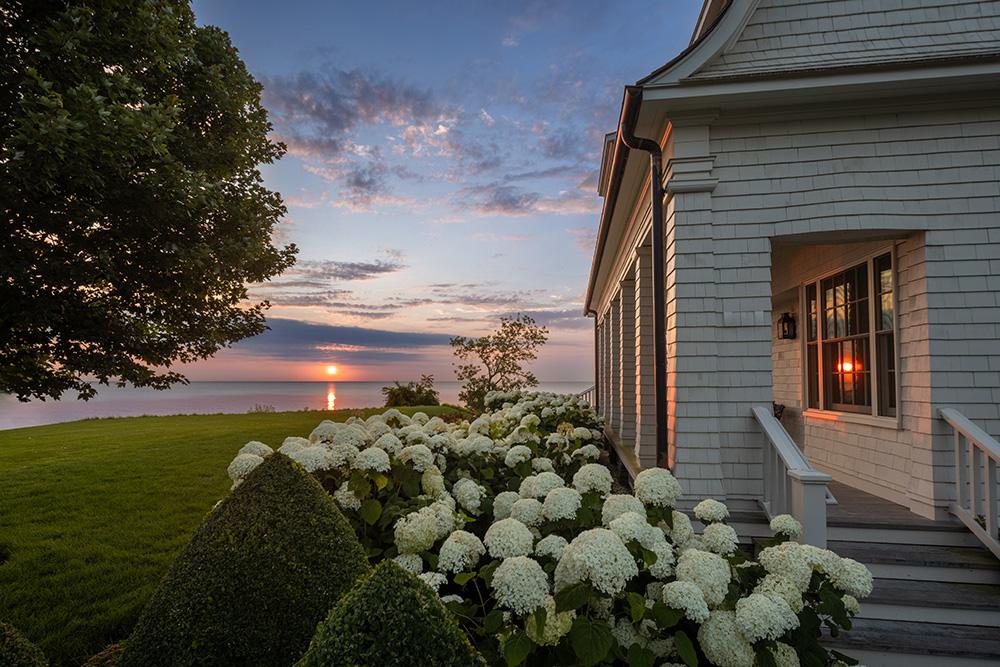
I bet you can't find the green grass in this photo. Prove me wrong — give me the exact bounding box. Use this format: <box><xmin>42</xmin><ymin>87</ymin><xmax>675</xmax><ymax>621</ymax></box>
<box><xmin>0</xmin><ymin>406</ymin><xmax>460</xmax><ymax>666</ymax></box>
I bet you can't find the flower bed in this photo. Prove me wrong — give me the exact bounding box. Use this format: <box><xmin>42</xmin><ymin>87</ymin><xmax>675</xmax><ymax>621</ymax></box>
<box><xmin>227</xmin><ymin>391</ymin><xmax>871</xmax><ymax>666</ymax></box>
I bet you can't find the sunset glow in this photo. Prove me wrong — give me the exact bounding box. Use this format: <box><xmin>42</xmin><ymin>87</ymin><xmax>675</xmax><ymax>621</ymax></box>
<box><xmin>326</xmin><ymin>365</ymin><xmax>338</xmax><ymax>376</ymax></box>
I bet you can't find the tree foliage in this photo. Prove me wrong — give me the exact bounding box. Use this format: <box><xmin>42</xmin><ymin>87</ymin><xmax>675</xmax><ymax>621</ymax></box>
<box><xmin>450</xmin><ymin>314</ymin><xmax>548</xmax><ymax>411</ymax></box>
<box><xmin>0</xmin><ymin>0</ymin><xmax>296</xmax><ymax>401</ymax></box>
<box><xmin>381</xmin><ymin>374</ymin><xmax>440</xmax><ymax>407</ymax></box>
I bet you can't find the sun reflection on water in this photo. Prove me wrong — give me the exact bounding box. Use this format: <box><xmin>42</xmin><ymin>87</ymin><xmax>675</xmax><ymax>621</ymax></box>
<box><xmin>326</xmin><ymin>383</ymin><xmax>336</xmax><ymax>411</ymax></box>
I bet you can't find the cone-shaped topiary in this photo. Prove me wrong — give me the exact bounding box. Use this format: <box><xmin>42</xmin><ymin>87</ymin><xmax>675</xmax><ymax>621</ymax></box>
<box><xmin>0</xmin><ymin>622</ymin><xmax>48</xmax><ymax>667</ymax></box>
<box><xmin>121</xmin><ymin>454</ymin><xmax>370</xmax><ymax>666</ymax></box>
<box><xmin>298</xmin><ymin>560</ymin><xmax>487</xmax><ymax>667</ymax></box>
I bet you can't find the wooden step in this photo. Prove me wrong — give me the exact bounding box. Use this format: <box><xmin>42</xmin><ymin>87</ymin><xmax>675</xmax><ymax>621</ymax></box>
<box><xmin>828</xmin><ymin>540</ymin><xmax>1000</xmax><ymax>584</ymax></box>
<box><xmin>825</xmin><ymin>618</ymin><xmax>1000</xmax><ymax>663</ymax></box>
<box><xmin>861</xmin><ymin>578</ymin><xmax>1000</xmax><ymax>626</ymax></box>
<box><xmin>828</xmin><ymin>523</ymin><xmax>983</xmax><ymax>547</ymax></box>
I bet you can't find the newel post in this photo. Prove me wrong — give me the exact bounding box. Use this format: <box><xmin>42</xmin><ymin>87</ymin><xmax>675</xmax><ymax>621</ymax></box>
<box><xmin>787</xmin><ymin>469</ymin><xmax>832</xmax><ymax>548</ymax></box>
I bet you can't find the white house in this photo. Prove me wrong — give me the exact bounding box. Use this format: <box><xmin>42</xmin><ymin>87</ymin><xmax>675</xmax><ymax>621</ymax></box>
<box><xmin>586</xmin><ymin>1</ymin><xmax>1000</xmax><ymax>663</ymax></box>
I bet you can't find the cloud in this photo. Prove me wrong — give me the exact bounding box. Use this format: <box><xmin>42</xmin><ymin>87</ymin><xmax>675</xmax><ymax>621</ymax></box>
<box><xmin>565</xmin><ymin>226</ymin><xmax>597</xmax><ymax>252</ymax></box>
<box><xmin>502</xmin><ymin>308</ymin><xmax>591</xmax><ymax>330</ymax></box>
<box><xmin>460</xmin><ymin>183</ymin><xmax>600</xmax><ymax>217</ymax></box>
<box><xmin>472</xmin><ymin>232</ymin><xmax>532</xmax><ymax>242</ymax></box>
<box><xmin>232</xmin><ymin>317</ymin><xmax>453</xmax><ymax>362</ymax></box>
<box><xmin>290</xmin><ymin>258</ymin><xmax>406</xmax><ymax>282</ymax></box>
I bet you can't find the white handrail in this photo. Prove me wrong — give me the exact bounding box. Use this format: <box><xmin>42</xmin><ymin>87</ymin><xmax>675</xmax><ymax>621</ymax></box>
<box><xmin>578</xmin><ymin>385</ymin><xmax>597</xmax><ymax>409</ymax></box>
<box><xmin>753</xmin><ymin>406</ymin><xmax>832</xmax><ymax>547</ymax></box>
<box><xmin>940</xmin><ymin>407</ymin><xmax>1000</xmax><ymax>559</ymax></box>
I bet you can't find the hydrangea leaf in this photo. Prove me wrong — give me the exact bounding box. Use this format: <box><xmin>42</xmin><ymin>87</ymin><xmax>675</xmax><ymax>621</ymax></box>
<box><xmin>674</xmin><ymin>629</ymin><xmax>698</xmax><ymax>667</ymax></box>
<box><xmin>568</xmin><ymin>616</ymin><xmax>614</xmax><ymax>667</ymax></box>
<box><xmin>503</xmin><ymin>630</ymin><xmax>533</xmax><ymax>667</ymax></box>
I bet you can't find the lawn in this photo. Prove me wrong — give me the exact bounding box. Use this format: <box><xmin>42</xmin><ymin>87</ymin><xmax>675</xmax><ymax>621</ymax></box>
<box><xmin>0</xmin><ymin>406</ymin><xmax>461</xmax><ymax>666</ymax></box>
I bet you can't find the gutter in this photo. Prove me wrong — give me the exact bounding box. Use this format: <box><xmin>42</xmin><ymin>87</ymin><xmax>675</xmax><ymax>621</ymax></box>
<box><xmin>586</xmin><ymin>86</ymin><xmax>670</xmax><ymax>469</ymax></box>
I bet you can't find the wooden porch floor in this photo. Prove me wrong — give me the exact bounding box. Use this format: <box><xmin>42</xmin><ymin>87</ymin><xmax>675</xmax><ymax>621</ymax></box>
<box><xmin>826</xmin><ymin>481</ymin><xmax>955</xmax><ymax>530</ymax></box>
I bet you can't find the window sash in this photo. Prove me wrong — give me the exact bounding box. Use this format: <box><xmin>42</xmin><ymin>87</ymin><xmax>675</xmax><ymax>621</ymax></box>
<box><xmin>803</xmin><ymin>250</ymin><xmax>897</xmax><ymax>418</ymax></box>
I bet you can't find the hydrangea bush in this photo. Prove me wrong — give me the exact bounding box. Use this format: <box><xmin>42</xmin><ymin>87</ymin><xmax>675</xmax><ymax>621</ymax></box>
<box><xmin>226</xmin><ymin>393</ymin><xmax>870</xmax><ymax>666</ymax></box>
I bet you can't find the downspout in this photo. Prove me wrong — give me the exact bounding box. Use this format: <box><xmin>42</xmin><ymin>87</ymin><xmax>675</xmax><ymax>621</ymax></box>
<box><xmin>593</xmin><ymin>316</ymin><xmax>600</xmax><ymax>409</ymax></box>
<box><xmin>619</xmin><ymin>85</ymin><xmax>669</xmax><ymax>470</ymax></box>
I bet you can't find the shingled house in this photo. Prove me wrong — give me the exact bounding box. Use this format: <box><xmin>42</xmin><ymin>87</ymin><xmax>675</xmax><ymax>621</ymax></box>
<box><xmin>585</xmin><ymin>1</ymin><xmax>1000</xmax><ymax>662</ymax></box>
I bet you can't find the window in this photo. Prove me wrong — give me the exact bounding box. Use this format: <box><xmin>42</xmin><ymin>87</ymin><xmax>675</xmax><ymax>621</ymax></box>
<box><xmin>804</xmin><ymin>251</ymin><xmax>897</xmax><ymax>418</ymax></box>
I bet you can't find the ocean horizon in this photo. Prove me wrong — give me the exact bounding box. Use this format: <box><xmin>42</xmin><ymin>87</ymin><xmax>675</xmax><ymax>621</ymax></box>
<box><xmin>0</xmin><ymin>380</ymin><xmax>593</xmax><ymax>430</ymax></box>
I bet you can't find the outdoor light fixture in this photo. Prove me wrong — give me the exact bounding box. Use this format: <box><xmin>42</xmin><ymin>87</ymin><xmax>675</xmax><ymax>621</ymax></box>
<box><xmin>778</xmin><ymin>312</ymin><xmax>796</xmax><ymax>340</ymax></box>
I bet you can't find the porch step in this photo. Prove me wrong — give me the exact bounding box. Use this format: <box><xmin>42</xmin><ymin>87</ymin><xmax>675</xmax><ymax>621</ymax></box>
<box><xmin>828</xmin><ymin>540</ymin><xmax>1000</xmax><ymax>585</ymax></box>
<box><xmin>862</xmin><ymin>578</ymin><xmax>1000</xmax><ymax>626</ymax></box>
<box><xmin>828</xmin><ymin>522</ymin><xmax>983</xmax><ymax>547</ymax></box>
<box><xmin>825</xmin><ymin>618</ymin><xmax>1000</xmax><ymax>665</ymax></box>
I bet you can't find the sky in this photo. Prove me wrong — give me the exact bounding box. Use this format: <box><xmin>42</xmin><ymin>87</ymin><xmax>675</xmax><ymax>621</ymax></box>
<box><xmin>184</xmin><ymin>0</ymin><xmax>700</xmax><ymax>382</ymax></box>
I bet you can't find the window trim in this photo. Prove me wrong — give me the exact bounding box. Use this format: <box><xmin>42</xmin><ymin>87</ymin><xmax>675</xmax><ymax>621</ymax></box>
<box><xmin>799</xmin><ymin>244</ymin><xmax>902</xmax><ymax>429</ymax></box>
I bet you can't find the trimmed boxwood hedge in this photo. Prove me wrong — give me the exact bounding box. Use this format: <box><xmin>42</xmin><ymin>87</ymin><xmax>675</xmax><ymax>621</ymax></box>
<box><xmin>120</xmin><ymin>454</ymin><xmax>370</xmax><ymax>666</ymax></box>
<box><xmin>297</xmin><ymin>561</ymin><xmax>487</xmax><ymax>667</ymax></box>
<box><xmin>0</xmin><ymin>622</ymin><xmax>48</xmax><ymax>667</ymax></box>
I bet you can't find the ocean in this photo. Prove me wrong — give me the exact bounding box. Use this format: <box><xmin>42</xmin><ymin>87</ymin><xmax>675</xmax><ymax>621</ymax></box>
<box><xmin>0</xmin><ymin>381</ymin><xmax>593</xmax><ymax>430</ymax></box>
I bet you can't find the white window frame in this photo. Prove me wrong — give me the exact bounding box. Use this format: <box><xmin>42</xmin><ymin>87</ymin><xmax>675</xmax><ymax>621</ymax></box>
<box><xmin>800</xmin><ymin>245</ymin><xmax>901</xmax><ymax>429</ymax></box>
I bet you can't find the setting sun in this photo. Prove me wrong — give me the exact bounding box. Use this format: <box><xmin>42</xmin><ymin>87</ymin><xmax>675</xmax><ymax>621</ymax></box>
<box><xmin>326</xmin><ymin>365</ymin><xmax>338</xmax><ymax>376</ymax></box>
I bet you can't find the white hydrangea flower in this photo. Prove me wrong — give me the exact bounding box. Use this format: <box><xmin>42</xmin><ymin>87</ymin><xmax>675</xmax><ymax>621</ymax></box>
<box><xmin>524</xmin><ymin>595</ymin><xmax>574</xmax><ymax>646</ymax></box>
<box><xmin>754</xmin><ymin>573</ymin><xmax>804</xmax><ymax>613</ymax></box>
<box><xmin>227</xmin><ymin>453</ymin><xmax>263</xmax><ymax>481</ymax></box>
<box><xmin>601</xmin><ymin>494</ymin><xmax>645</xmax><ymax>526</ymax></box>
<box><xmin>438</xmin><ymin>530</ymin><xmax>486</xmax><ymax>573</ymax></box>
<box><xmin>428</xmin><ymin>500</ymin><xmax>457</xmax><ymax>539</ymax></box>
<box><xmin>505</xmin><ymin>445</ymin><xmax>533</xmax><ymax>468</ymax></box>
<box><xmin>394</xmin><ymin>508</ymin><xmax>438</xmax><ymax>554</ymax></box>
<box><xmin>483</xmin><ymin>518</ymin><xmax>535</xmax><ymax>559</ymax></box>
<box><xmin>827</xmin><ymin>557</ymin><xmax>873</xmax><ymax>598</ymax></box>
<box><xmin>493</xmin><ymin>491</ymin><xmax>520</xmax><ymax>520</ymax></box>
<box><xmin>492</xmin><ymin>556</ymin><xmax>549</xmax><ymax>615</ymax></box>
<box><xmin>633</xmin><ymin>468</ymin><xmax>682</xmax><ymax>508</ymax></box>
<box><xmin>393</xmin><ymin>553</ymin><xmax>423</xmax><ymax>574</ymax></box>
<box><xmin>611</xmin><ymin>617</ymin><xmax>641</xmax><ymax>650</ymax></box>
<box><xmin>309</xmin><ymin>421</ymin><xmax>342</xmax><ymax>444</ymax></box>
<box><xmin>675</xmin><ymin>549</ymin><xmax>732</xmax><ymax>606</ymax></box>
<box><xmin>769</xmin><ymin>514</ymin><xmax>802</xmax><ymax>539</ymax></box>
<box><xmin>278</xmin><ymin>436</ymin><xmax>310</xmax><ymax>455</ymax></box>
<box><xmin>648</xmin><ymin>542</ymin><xmax>676</xmax><ymax>579</ymax></box>
<box><xmin>772</xmin><ymin>643</ymin><xmax>800</xmax><ymax>667</ymax></box>
<box><xmin>519</xmin><ymin>472</ymin><xmax>565</xmax><ymax>499</ymax></box>
<box><xmin>333</xmin><ymin>481</ymin><xmax>361</xmax><ymax>511</ymax></box>
<box><xmin>510</xmin><ymin>498</ymin><xmax>544</xmax><ymax>527</ymax></box>
<box><xmin>380</xmin><ymin>408</ymin><xmax>410</xmax><ymax>428</ymax></box>
<box><xmin>554</xmin><ymin>528</ymin><xmax>638</xmax><ymax>595</ymax></box>
<box><xmin>662</xmin><ymin>580</ymin><xmax>710</xmax><ymax>623</ymax></box>
<box><xmin>535</xmin><ymin>534</ymin><xmax>569</xmax><ymax>561</ymax></box>
<box><xmin>424</xmin><ymin>416</ymin><xmax>448</xmax><ymax>433</ymax></box>
<box><xmin>572</xmin><ymin>426</ymin><xmax>592</xmax><ymax>440</ymax></box>
<box><xmin>352</xmin><ymin>446</ymin><xmax>390</xmax><ymax>472</ymax></box>
<box><xmin>702</xmin><ymin>522</ymin><xmax>739</xmax><ymax>556</ymax></box>
<box><xmin>366</xmin><ymin>419</ymin><xmax>392</xmax><ymax>439</ymax></box>
<box><xmin>411</xmin><ymin>411</ymin><xmax>429</xmax><ymax>425</ymax></box>
<box><xmin>238</xmin><ymin>441</ymin><xmax>273</xmax><ymax>457</ymax></box>
<box><xmin>542</xmin><ymin>487</ymin><xmax>582</xmax><ymax>522</ymax></box>
<box><xmin>289</xmin><ymin>447</ymin><xmax>328</xmax><ymax>473</ymax></box>
<box><xmin>399</xmin><ymin>444</ymin><xmax>434</xmax><ymax>472</ymax></box>
<box><xmin>374</xmin><ymin>432</ymin><xmax>403</xmax><ymax>456</ymax></box>
<box><xmin>735</xmin><ymin>592</ymin><xmax>799</xmax><ymax>642</ymax></box>
<box><xmin>418</xmin><ymin>571</ymin><xmax>446</xmax><ymax>593</ymax></box>
<box><xmin>440</xmin><ymin>594</ymin><xmax>464</xmax><ymax>605</ymax></box>
<box><xmin>842</xmin><ymin>594</ymin><xmax>861</xmax><ymax>615</ymax></box>
<box><xmin>573</xmin><ymin>444</ymin><xmax>601</xmax><ymax>461</ymax></box>
<box><xmin>698</xmin><ymin>610</ymin><xmax>755</xmax><ymax>667</ymax></box>
<box><xmin>326</xmin><ymin>442</ymin><xmax>360</xmax><ymax>469</ymax></box>
<box><xmin>609</xmin><ymin>511</ymin><xmax>663</xmax><ymax>550</ymax></box>
<box><xmin>531</xmin><ymin>457</ymin><xmax>554</xmax><ymax>472</ymax></box>
<box><xmin>572</xmin><ymin>463</ymin><xmax>613</xmax><ymax>496</ymax></box>
<box><xmin>759</xmin><ymin>542</ymin><xmax>814</xmax><ymax>592</ymax></box>
<box><xmin>668</xmin><ymin>510</ymin><xmax>694</xmax><ymax>546</ymax></box>
<box><xmin>421</xmin><ymin>465</ymin><xmax>446</xmax><ymax>497</ymax></box>
<box><xmin>453</xmin><ymin>477</ymin><xmax>486</xmax><ymax>515</ymax></box>
<box><xmin>334</xmin><ymin>424</ymin><xmax>370</xmax><ymax>449</ymax></box>
<box><xmin>693</xmin><ymin>498</ymin><xmax>729</xmax><ymax>524</ymax></box>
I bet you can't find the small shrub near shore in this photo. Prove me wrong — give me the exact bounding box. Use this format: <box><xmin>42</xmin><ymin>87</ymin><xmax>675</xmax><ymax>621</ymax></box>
<box><xmin>0</xmin><ymin>622</ymin><xmax>48</xmax><ymax>667</ymax></box>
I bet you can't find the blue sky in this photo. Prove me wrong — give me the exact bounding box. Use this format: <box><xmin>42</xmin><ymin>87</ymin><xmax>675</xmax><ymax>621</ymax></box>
<box><xmin>185</xmin><ymin>0</ymin><xmax>700</xmax><ymax>382</ymax></box>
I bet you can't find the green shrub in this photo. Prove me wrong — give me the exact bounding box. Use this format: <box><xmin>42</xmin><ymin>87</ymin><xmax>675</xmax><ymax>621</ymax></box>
<box><xmin>298</xmin><ymin>561</ymin><xmax>486</xmax><ymax>667</ymax></box>
<box><xmin>120</xmin><ymin>454</ymin><xmax>370</xmax><ymax>666</ymax></box>
<box><xmin>0</xmin><ymin>622</ymin><xmax>48</xmax><ymax>667</ymax></box>
<box><xmin>382</xmin><ymin>374</ymin><xmax>440</xmax><ymax>407</ymax></box>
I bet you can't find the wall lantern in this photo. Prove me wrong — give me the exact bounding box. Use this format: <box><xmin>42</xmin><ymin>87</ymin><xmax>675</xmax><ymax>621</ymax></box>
<box><xmin>777</xmin><ymin>312</ymin><xmax>796</xmax><ymax>340</ymax></box>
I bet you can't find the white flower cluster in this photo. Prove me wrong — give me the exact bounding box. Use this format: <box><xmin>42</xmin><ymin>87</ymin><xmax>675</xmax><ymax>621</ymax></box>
<box><xmin>493</xmin><ymin>556</ymin><xmax>549</xmax><ymax>615</ymax></box>
<box><xmin>555</xmin><ymin>528</ymin><xmax>639</xmax><ymax>595</ymax></box>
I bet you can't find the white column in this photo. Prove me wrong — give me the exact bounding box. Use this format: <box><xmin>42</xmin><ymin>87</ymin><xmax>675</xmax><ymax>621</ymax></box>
<box><xmin>619</xmin><ymin>275</ymin><xmax>637</xmax><ymax>448</ymax></box>
<box><xmin>609</xmin><ymin>292</ymin><xmax>621</xmax><ymax>433</ymax></box>
<box><xmin>633</xmin><ymin>245</ymin><xmax>658</xmax><ymax>468</ymax></box>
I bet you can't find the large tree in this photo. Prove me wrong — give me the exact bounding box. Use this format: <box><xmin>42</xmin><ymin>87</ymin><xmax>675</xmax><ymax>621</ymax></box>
<box><xmin>451</xmin><ymin>314</ymin><xmax>548</xmax><ymax>411</ymax></box>
<box><xmin>0</xmin><ymin>0</ymin><xmax>296</xmax><ymax>400</ymax></box>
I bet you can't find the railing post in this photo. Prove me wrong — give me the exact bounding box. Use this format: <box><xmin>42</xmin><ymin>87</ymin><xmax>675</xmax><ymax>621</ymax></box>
<box><xmin>788</xmin><ymin>469</ymin><xmax>831</xmax><ymax>548</ymax></box>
